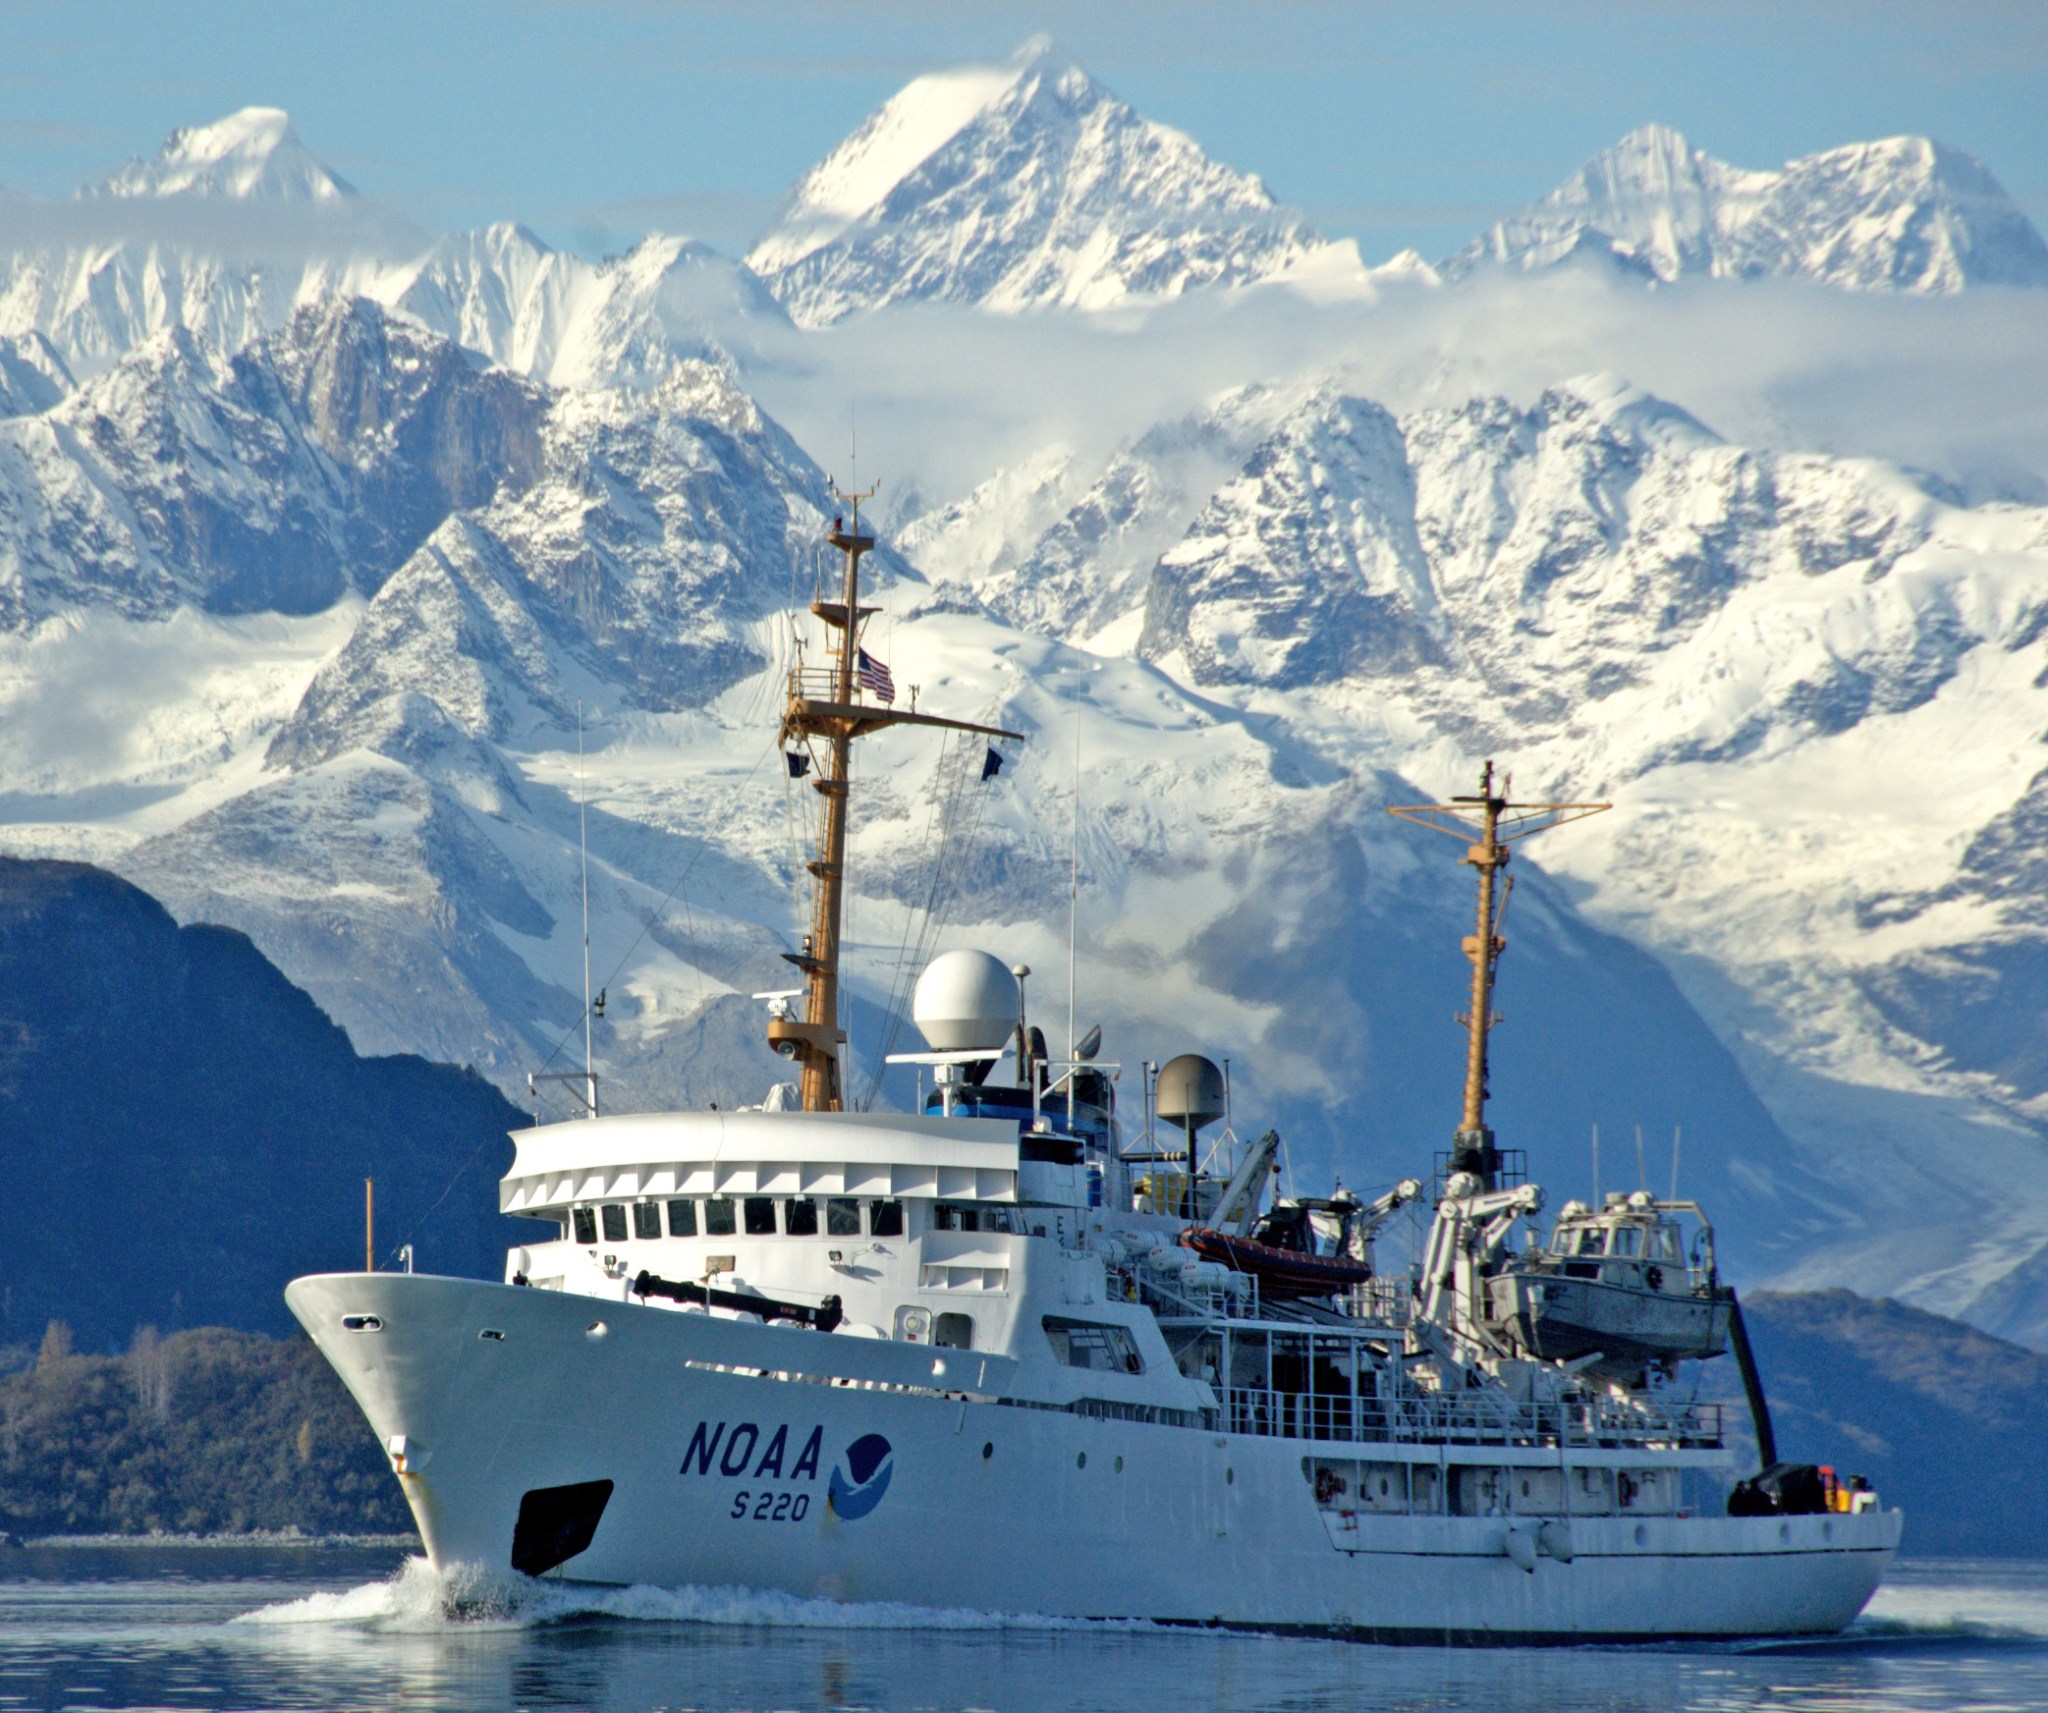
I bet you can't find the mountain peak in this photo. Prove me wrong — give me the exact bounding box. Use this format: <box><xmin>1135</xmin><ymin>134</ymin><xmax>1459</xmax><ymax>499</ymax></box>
<box><xmin>1445</xmin><ymin>123</ymin><xmax>2048</xmax><ymax>293</ymax></box>
<box><xmin>746</xmin><ymin>40</ymin><xmax>1324</xmax><ymax>325</ymax></box>
<box><xmin>90</xmin><ymin>107</ymin><xmax>356</xmax><ymax>203</ymax></box>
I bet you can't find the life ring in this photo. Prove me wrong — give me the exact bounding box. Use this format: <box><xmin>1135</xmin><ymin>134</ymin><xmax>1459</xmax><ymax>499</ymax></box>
<box><xmin>1314</xmin><ymin>1467</ymin><xmax>1343</xmax><ymax>1504</ymax></box>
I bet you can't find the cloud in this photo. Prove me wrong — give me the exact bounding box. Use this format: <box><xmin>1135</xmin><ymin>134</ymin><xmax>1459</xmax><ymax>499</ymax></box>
<box><xmin>735</xmin><ymin>264</ymin><xmax>2048</xmax><ymax>515</ymax></box>
<box><xmin>0</xmin><ymin>188</ymin><xmax>429</xmax><ymax>265</ymax></box>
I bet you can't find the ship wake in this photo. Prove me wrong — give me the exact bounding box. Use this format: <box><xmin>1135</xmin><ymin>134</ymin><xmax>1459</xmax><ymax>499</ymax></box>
<box><xmin>235</xmin><ymin>1556</ymin><xmax>1149</xmax><ymax>1635</ymax></box>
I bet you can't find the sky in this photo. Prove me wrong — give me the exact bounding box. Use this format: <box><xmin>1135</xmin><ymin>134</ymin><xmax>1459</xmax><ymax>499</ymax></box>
<box><xmin>3</xmin><ymin>1</ymin><xmax>2045</xmax><ymax>266</ymax></box>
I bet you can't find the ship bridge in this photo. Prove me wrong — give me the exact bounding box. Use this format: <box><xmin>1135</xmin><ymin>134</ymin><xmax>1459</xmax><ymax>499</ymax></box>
<box><xmin>499</xmin><ymin>1110</ymin><xmax>1025</xmax><ymax>1221</ymax></box>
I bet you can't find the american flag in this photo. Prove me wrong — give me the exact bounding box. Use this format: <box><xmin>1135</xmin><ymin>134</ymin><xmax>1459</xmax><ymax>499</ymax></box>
<box><xmin>856</xmin><ymin>647</ymin><xmax>896</xmax><ymax>704</ymax></box>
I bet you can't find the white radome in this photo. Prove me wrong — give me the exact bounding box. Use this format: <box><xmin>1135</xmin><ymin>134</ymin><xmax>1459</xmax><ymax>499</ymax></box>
<box><xmin>912</xmin><ymin>949</ymin><xmax>1020</xmax><ymax>1052</ymax></box>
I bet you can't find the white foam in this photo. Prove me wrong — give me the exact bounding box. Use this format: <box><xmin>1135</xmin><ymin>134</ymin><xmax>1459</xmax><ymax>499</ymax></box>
<box><xmin>1861</xmin><ymin>1574</ymin><xmax>2048</xmax><ymax>1642</ymax></box>
<box><xmin>236</xmin><ymin>1556</ymin><xmax>1152</xmax><ymax>1636</ymax></box>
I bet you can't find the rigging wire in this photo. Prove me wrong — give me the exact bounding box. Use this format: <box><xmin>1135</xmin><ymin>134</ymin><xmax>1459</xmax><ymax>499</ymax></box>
<box><xmin>529</xmin><ymin>725</ymin><xmax>782</xmax><ymax>1088</ymax></box>
<box><xmin>858</xmin><ymin>706</ymin><xmax>1006</xmax><ymax>1109</ymax></box>
<box><xmin>395</xmin><ymin>723</ymin><xmax>784</xmax><ymax>1255</ymax></box>
<box><xmin>860</xmin><ymin>727</ymin><xmax>963</xmax><ymax>1108</ymax></box>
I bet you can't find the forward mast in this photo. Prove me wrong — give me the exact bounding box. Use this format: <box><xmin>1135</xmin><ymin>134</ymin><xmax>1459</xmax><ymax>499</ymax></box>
<box><xmin>768</xmin><ymin>485</ymin><xmax>1021</xmax><ymax>1112</ymax></box>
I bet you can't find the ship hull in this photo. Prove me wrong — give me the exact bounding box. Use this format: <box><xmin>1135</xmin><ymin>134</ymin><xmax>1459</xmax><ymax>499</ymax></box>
<box><xmin>289</xmin><ymin>1272</ymin><xmax>1897</xmax><ymax>1642</ymax></box>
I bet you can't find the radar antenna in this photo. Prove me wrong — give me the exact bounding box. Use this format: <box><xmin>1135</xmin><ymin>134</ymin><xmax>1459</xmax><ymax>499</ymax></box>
<box><xmin>1388</xmin><ymin>762</ymin><xmax>1610</xmax><ymax>1190</ymax></box>
<box><xmin>771</xmin><ymin>485</ymin><xmax>1022</xmax><ymax>1111</ymax></box>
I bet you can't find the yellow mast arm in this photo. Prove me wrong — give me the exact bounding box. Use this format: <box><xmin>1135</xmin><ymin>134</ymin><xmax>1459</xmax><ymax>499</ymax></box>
<box><xmin>783</xmin><ymin>704</ymin><xmax>1022</xmax><ymax>747</ymax></box>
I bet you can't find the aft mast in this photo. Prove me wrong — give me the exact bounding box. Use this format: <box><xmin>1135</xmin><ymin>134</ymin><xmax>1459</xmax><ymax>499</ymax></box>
<box><xmin>769</xmin><ymin>486</ymin><xmax>1022</xmax><ymax>1112</ymax></box>
<box><xmin>1388</xmin><ymin>763</ymin><xmax>1609</xmax><ymax>1189</ymax></box>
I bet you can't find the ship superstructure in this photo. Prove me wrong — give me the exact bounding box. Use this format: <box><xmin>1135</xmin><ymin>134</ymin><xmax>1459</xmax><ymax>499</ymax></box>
<box><xmin>289</xmin><ymin>504</ymin><xmax>1898</xmax><ymax>1641</ymax></box>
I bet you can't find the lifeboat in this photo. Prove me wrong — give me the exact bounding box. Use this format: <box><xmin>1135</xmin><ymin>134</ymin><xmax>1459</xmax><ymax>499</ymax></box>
<box><xmin>1181</xmin><ymin>1197</ymin><xmax>1375</xmax><ymax>1298</ymax></box>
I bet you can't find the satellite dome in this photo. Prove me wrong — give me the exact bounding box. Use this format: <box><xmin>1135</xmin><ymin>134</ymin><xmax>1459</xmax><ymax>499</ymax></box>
<box><xmin>1154</xmin><ymin>1053</ymin><xmax>1226</xmax><ymax>1130</ymax></box>
<box><xmin>912</xmin><ymin>950</ymin><xmax>1020</xmax><ymax>1053</ymax></box>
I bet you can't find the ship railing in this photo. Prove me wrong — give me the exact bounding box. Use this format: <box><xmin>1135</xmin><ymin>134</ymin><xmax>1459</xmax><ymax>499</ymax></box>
<box><xmin>1118</xmin><ymin>1264</ymin><xmax>1269</xmax><ymax>1323</ymax></box>
<box><xmin>1216</xmin><ymin>1384</ymin><xmax>1723</xmax><ymax>1449</ymax></box>
<box><xmin>1120</xmin><ymin>1265</ymin><xmax>1417</xmax><ymax>1331</ymax></box>
<box><xmin>1339</xmin><ymin>1279</ymin><xmax>1413</xmax><ymax>1326</ymax></box>
<box><xmin>787</xmin><ymin>665</ymin><xmax>889</xmax><ymax>707</ymax></box>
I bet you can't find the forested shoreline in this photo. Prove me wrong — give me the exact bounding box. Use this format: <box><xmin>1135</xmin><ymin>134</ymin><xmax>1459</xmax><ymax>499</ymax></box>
<box><xmin>0</xmin><ymin>1324</ymin><xmax>410</xmax><ymax>1539</ymax></box>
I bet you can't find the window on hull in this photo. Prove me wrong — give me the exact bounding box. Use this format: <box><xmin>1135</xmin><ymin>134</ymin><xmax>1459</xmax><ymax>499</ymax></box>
<box><xmin>600</xmin><ymin>1204</ymin><xmax>628</xmax><ymax>1244</ymax></box>
<box><xmin>1044</xmin><ymin>1316</ymin><xmax>1143</xmax><ymax>1374</ymax></box>
<box><xmin>666</xmin><ymin>1199</ymin><xmax>697</xmax><ymax>1237</ymax></box>
<box><xmin>572</xmin><ymin>1207</ymin><xmax>597</xmax><ymax>1245</ymax></box>
<box><xmin>633</xmin><ymin>1202</ymin><xmax>661</xmax><ymax>1240</ymax></box>
<box><xmin>932</xmin><ymin>1203</ymin><xmax>1017</xmax><ymax>1233</ymax></box>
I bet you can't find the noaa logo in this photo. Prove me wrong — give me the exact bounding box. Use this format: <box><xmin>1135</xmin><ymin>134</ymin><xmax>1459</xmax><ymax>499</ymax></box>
<box><xmin>827</xmin><ymin>1434</ymin><xmax>894</xmax><ymax>1520</ymax></box>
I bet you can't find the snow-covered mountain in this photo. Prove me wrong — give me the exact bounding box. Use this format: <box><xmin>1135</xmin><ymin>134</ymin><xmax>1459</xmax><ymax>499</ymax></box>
<box><xmin>1446</xmin><ymin>124</ymin><xmax>2048</xmax><ymax>292</ymax></box>
<box><xmin>0</xmin><ymin>299</ymin><xmax>544</xmax><ymax>630</ymax></box>
<box><xmin>4</xmin><ymin>58</ymin><xmax>2048</xmax><ymax>1345</ymax></box>
<box><xmin>0</xmin><ymin>298</ymin><xmax>870</xmax><ymax>1101</ymax></box>
<box><xmin>90</xmin><ymin>107</ymin><xmax>357</xmax><ymax>204</ymax></box>
<box><xmin>1130</xmin><ymin>374</ymin><xmax>2048</xmax><ymax>1334</ymax></box>
<box><xmin>745</xmin><ymin>36</ymin><xmax>1358</xmax><ymax>325</ymax></box>
<box><xmin>0</xmin><ymin>109</ymin><xmax>784</xmax><ymax>392</ymax></box>
<box><xmin>0</xmin><ymin>332</ymin><xmax>70</xmax><ymax>417</ymax></box>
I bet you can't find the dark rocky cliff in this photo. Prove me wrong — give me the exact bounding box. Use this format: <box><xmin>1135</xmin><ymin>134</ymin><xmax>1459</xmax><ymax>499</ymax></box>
<box><xmin>0</xmin><ymin>856</ymin><xmax>527</xmax><ymax>1349</ymax></box>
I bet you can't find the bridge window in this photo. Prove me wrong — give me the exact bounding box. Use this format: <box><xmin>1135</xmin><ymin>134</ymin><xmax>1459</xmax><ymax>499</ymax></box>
<box><xmin>573</xmin><ymin>1207</ymin><xmax>597</xmax><ymax>1245</ymax></box>
<box><xmin>704</xmin><ymin>1199</ymin><xmax>737</xmax><ymax>1237</ymax></box>
<box><xmin>744</xmin><ymin>1197</ymin><xmax>777</xmax><ymax>1236</ymax></box>
<box><xmin>600</xmin><ymin>1204</ymin><xmax>628</xmax><ymax>1243</ymax></box>
<box><xmin>826</xmin><ymin>1198</ymin><xmax>861</xmax><ymax>1237</ymax></box>
<box><xmin>785</xmin><ymin>1198</ymin><xmax>819</xmax><ymax>1236</ymax></box>
<box><xmin>1044</xmin><ymin>1316</ymin><xmax>1143</xmax><ymax>1374</ymax></box>
<box><xmin>666</xmin><ymin>1199</ymin><xmax>697</xmax><ymax>1237</ymax></box>
<box><xmin>633</xmin><ymin>1202</ymin><xmax>661</xmax><ymax>1240</ymax></box>
<box><xmin>869</xmin><ymin>1199</ymin><xmax>904</xmax><ymax>1238</ymax></box>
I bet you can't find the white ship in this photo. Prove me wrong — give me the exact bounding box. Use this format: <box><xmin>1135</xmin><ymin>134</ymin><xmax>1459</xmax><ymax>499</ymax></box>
<box><xmin>290</xmin><ymin>496</ymin><xmax>1900</xmax><ymax>1641</ymax></box>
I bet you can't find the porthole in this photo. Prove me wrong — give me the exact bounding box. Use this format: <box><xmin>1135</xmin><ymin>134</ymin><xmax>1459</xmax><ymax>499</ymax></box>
<box><xmin>1114</xmin><ymin>1456</ymin><xmax>1124</xmax><ymax>1474</ymax></box>
<box><xmin>340</xmin><ymin>1314</ymin><xmax>383</xmax><ymax>1333</ymax></box>
<box><xmin>1077</xmin><ymin>1452</ymin><xmax>1087</xmax><ymax>1469</ymax></box>
<box><xmin>982</xmin><ymin>1442</ymin><xmax>993</xmax><ymax>1461</ymax></box>
<box><xmin>585</xmin><ymin>1320</ymin><xmax>609</xmax><ymax>1341</ymax></box>
<box><xmin>1633</xmin><ymin>1523</ymin><xmax>1648</xmax><ymax>1547</ymax></box>
<box><xmin>1226</xmin><ymin>1467</ymin><xmax>1235</xmax><ymax>1486</ymax></box>
<box><xmin>478</xmin><ymin>1328</ymin><xmax>506</xmax><ymax>1342</ymax></box>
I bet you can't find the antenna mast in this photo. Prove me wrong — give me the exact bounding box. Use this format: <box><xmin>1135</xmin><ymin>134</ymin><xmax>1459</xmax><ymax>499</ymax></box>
<box><xmin>771</xmin><ymin>487</ymin><xmax>1022</xmax><ymax>1112</ymax></box>
<box><xmin>1388</xmin><ymin>761</ymin><xmax>1609</xmax><ymax>1190</ymax></box>
<box><xmin>1067</xmin><ymin>710</ymin><xmax>1080</xmax><ymax>1067</ymax></box>
<box><xmin>578</xmin><ymin>702</ymin><xmax>597</xmax><ymax>1120</ymax></box>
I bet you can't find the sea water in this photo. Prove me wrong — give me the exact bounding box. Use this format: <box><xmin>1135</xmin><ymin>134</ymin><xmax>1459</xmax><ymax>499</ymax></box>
<box><xmin>0</xmin><ymin>1544</ymin><xmax>2042</xmax><ymax>1713</ymax></box>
